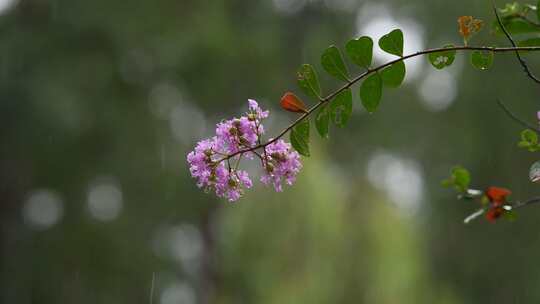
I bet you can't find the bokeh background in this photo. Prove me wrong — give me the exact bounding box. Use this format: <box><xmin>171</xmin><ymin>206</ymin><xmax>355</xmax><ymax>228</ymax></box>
<box><xmin>2</xmin><ymin>0</ymin><xmax>540</xmax><ymax>303</ymax></box>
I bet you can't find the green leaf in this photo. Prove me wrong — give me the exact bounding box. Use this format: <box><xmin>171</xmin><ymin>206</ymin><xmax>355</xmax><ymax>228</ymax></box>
<box><xmin>346</xmin><ymin>36</ymin><xmax>373</xmax><ymax>68</ymax></box>
<box><xmin>442</xmin><ymin>166</ymin><xmax>471</xmax><ymax>193</ymax></box>
<box><xmin>330</xmin><ymin>88</ymin><xmax>353</xmax><ymax>127</ymax></box>
<box><xmin>518</xmin><ymin>38</ymin><xmax>540</xmax><ymax>47</ymax></box>
<box><xmin>428</xmin><ymin>44</ymin><xmax>456</xmax><ymax>69</ymax></box>
<box><xmin>471</xmin><ymin>51</ymin><xmax>494</xmax><ymax>70</ymax></box>
<box><xmin>521</xmin><ymin>129</ymin><xmax>538</xmax><ymax>144</ymax></box>
<box><xmin>493</xmin><ymin>18</ymin><xmax>540</xmax><ymax>35</ymax></box>
<box><xmin>529</xmin><ymin>161</ymin><xmax>540</xmax><ymax>183</ymax></box>
<box><xmin>315</xmin><ymin>105</ymin><xmax>330</xmax><ymax>138</ymax></box>
<box><xmin>378</xmin><ymin>29</ymin><xmax>404</xmax><ymax>57</ymax></box>
<box><xmin>360</xmin><ymin>73</ymin><xmax>383</xmax><ymax>113</ymax></box>
<box><xmin>290</xmin><ymin>118</ymin><xmax>310</xmax><ymax>156</ymax></box>
<box><xmin>519</xmin><ymin>129</ymin><xmax>540</xmax><ymax>151</ymax></box>
<box><xmin>297</xmin><ymin>64</ymin><xmax>321</xmax><ymax>99</ymax></box>
<box><xmin>321</xmin><ymin>45</ymin><xmax>349</xmax><ymax>82</ymax></box>
<box><xmin>381</xmin><ymin>61</ymin><xmax>406</xmax><ymax>88</ymax></box>
<box><xmin>537</xmin><ymin>0</ymin><xmax>540</xmax><ymax>21</ymax></box>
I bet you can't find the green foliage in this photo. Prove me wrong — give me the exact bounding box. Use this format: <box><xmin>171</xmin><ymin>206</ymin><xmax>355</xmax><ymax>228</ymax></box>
<box><xmin>499</xmin><ymin>2</ymin><xmax>529</xmax><ymax>16</ymax></box>
<box><xmin>529</xmin><ymin>161</ymin><xmax>540</xmax><ymax>182</ymax></box>
<box><xmin>380</xmin><ymin>61</ymin><xmax>406</xmax><ymax>88</ymax></box>
<box><xmin>360</xmin><ymin>73</ymin><xmax>382</xmax><ymax>113</ymax></box>
<box><xmin>330</xmin><ymin>88</ymin><xmax>353</xmax><ymax>127</ymax></box>
<box><xmin>378</xmin><ymin>29</ymin><xmax>404</xmax><ymax>57</ymax></box>
<box><xmin>442</xmin><ymin>166</ymin><xmax>471</xmax><ymax>193</ymax></box>
<box><xmin>518</xmin><ymin>129</ymin><xmax>540</xmax><ymax>151</ymax></box>
<box><xmin>290</xmin><ymin>118</ymin><xmax>311</xmax><ymax>156</ymax></box>
<box><xmin>346</xmin><ymin>36</ymin><xmax>373</xmax><ymax>68</ymax></box>
<box><xmin>428</xmin><ymin>45</ymin><xmax>456</xmax><ymax>69</ymax></box>
<box><xmin>470</xmin><ymin>51</ymin><xmax>494</xmax><ymax>70</ymax></box>
<box><xmin>493</xmin><ymin>18</ymin><xmax>540</xmax><ymax>35</ymax></box>
<box><xmin>321</xmin><ymin>45</ymin><xmax>350</xmax><ymax>82</ymax></box>
<box><xmin>315</xmin><ymin>105</ymin><xmax>330</xmax><ymax>138</ymax></box>
<box><xmin>517</xmin><ymin>38</ymin><xmax>540</xmax><ymax>47</ymax></box>
<box><xmin>537</xmin><ymin>0</ymin><xmax>540</xmax><ymax>20</ymax></box>
<box><xmin>297</xmin><ymin>64</ymin><xmax>321</xmax><ymax>99</ymax></box>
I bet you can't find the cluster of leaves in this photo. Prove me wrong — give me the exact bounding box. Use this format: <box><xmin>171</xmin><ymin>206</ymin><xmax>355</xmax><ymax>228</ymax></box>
<box><xmin>495</xmin><ymin>1</ymin><xmax>540</xmax><ymax>46</ymax></box>
<box><xmin>518</xmin><ymin>129</ymin><xmax>540</xmax><ymax>151</ymax></box>
<box><xmin>286</xmin><ymin>20</ymin><xmax>497</xmax><ymax>157</ymax></box>
<box><xmin>442</xmin><ymin>166</ymin><xmax>517</xmax><ymax>223</ymax></box>
<box><xmin>289</xmin><ymin>29</ymin><xmax>407</xmax><ymax>156</ymax></box>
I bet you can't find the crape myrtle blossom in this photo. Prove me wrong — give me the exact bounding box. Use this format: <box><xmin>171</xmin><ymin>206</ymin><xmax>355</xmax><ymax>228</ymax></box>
<box><xmin>261</xmin><ymin>139</ymin><xmax>302</xmax><ymax>192</ymax></box>
<box><xmin>187</xmin><ymin>99</ymin><xmax>302</xmax><ymax>202</ymax></box>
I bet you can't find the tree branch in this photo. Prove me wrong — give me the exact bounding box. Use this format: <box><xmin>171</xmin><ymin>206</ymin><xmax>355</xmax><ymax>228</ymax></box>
<box><xmin>216</xmin><ymin>45</ymin><xmax>540</xmax><ymax>163</ymax></box>
<box><xmin>492</xmin><ymin>1</ymin><xmax>540</xmax><ymax>84</ymax></box>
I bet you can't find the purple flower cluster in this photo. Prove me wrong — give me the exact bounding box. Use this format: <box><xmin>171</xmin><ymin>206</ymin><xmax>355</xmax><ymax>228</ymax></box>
<box><xmin>261</xmin><ymin>140</ymin><xmax>302</xmax><ymax>192</ymax></box>
<box><xmin>187</xmin><ymin>100</ymin><xmax>302</xmax><ymax>201</ymax></box>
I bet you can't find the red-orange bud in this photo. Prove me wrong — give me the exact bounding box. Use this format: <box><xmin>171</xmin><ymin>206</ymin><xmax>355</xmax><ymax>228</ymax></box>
<box><xmin>280</xmin><ymin>92</ymin><xmax>308</xmax><ymax>114</ymax></box>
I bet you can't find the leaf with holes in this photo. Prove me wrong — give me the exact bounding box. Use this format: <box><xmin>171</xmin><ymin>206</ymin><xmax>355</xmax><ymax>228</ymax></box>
<box><xmin>346</xmin><ymin>36</ymin><xmax>373</xmax><ymax>68</ymax></box>
<box><xmin>321</xmin><ymin>45</ymin><xmax>349</xmax><ymax>82</ymax></box>
<box><xmin>360</xmin><ymin>73</ymin><xmax>382</xmax><ymax>113</ymax></box>
<box><xmin>330</xmin><ymin>88</ymin><xmax>353</xmax><ymax>127</ymax></box>
<box><xmin>378</xmin><ymin>29</ymin><xmax>404</xmax><ymax>57</ymax></box>
<box><xmin>428</xmin><ymin>45</ymin><xmax>456</xmax><ymax>69</ymax></box>
<box><xmin>297</xmin><ymin>64</ymin><xmax>321</xmax><ymax>99</ymax></box>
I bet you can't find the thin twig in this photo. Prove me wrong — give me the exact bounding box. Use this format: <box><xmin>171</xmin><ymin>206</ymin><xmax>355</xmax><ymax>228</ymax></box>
<box><xmin>149</xmin><ymin>272</ymin><xmax>155</xmax><ymax>304</ymax></box>
<box><xmin>492</xmin><ymin>1</ymin><xmax>540</xmax><ymax>84</ymax></box>
<box><xmin>496</xmin><ymin>99</ymin><xmax>540</xmax><ymax>132</ymax></box>
<box><xmin>511</xmin><ymin>196</ymin><xmax>540</xmax><ymax>210</ymax></box>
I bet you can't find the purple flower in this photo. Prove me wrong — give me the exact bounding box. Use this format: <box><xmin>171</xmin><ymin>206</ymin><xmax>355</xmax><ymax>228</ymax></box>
<box><xmin>214</xmin><ymin>166</ymin><xmax>253</xmax><ymax>202</ymax></box>
<box><xmin>249</xmin><ymin>99</ymin><xmax>269</xmax><ymax>120</ymax></box>
<box><xmin>260</xmin><ymin>139</ymin><xmax>302</xmax><ymax>192</ymax></box>
<box><xmin>187</xmin><ymin>138</ymin><xmax>217</xmax><ymax>188</ymax></box>
<box><xmin>187</xmin><ymin>99</ymin><xmax>300</xmax><ymax>202</ymax></box>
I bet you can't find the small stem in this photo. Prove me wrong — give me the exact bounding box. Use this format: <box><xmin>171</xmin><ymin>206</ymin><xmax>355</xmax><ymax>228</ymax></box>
<box><xmin>497</xmin><ymin>99</ymin><xmax>540</xmax><ymax>133</ymax></box>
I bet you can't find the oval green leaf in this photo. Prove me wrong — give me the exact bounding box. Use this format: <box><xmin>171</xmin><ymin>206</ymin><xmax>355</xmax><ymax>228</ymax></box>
<box><xmin>346</xmin><ymin>36</ymin><xmax>373</xmax><ymax>68</ymax></box>
<box><xmin>378</xmin><ymin>29</ymin><xmax>404</xmax><ymax>57</ymax></box>
<box><xmin>290</xmin><ymin>118</ymin><xmax>310</xmax><ymax>157</ymax></box>
<box><xmin>297</xmin><ymin>64</ymin><xmax>321</xmax><ymax>99</ymax></box>
<box><xmin>330</xmin><ymin>88</ymin><xmax>353</xmax><ymax>127</ymax></box>
<box><xmin>428</xmin><ymin>44</ymin><xmax>456</xmax><ymax>69</ymax></box>
<box><xmin>360</xmin><ymin>73</ymin><xmax>383</xmax><ymax>113</ymax></box>
<box><xmin>321</xmin><ymin>45</ymin><xmax>349</xmax><ymax>82</ymax></box>
<box><xmin>315</xmin><ymin>104</ymin><xmax>330</xmax><ymax>138</ymax></box>
<box><xmin>471</xmin><ymin>50</ymin><xmax>494</xmax><ymax>70</ymax></box>
<box><xmin>381</xmin><ymin>61</ymin><xmax>406</xmax><ymax>88</ymax></box>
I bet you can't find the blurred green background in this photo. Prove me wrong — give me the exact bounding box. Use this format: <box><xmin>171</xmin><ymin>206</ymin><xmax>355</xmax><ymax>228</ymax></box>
<box><xmin>2</xmin><ymin>0</ymin><xmax>540</xmax><ymax>303</ymax></box>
